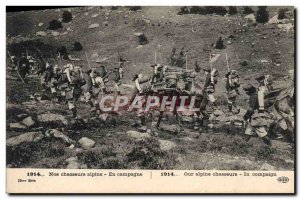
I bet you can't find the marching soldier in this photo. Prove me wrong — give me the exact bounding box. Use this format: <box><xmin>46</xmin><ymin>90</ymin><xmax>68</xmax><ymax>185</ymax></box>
<box><xmin>130</xmin><ymin>74</ymin><xmax>152</xmax><ymax>125</ymax></box>
<box><xmin>113</xmin><ymin>62</ymin><xmax>124</xmax><ymax>95</ymax></box>
<box><xmin>64</xmin><ymin>64</ymin><xmax>86</xmax><ymax>118</ymax></box>
<box><xmin>243</xmin><ymin>84</ymin><xmax>272</xmax><ymax>145</ymax></box>
<box><xmin>199</xmin><ymin>67</ymin><xmax>219</xmax><ymax>127</ymax></box>
<box><xmin>17</xmin><ymin>53</ymin><xmax>30</xmax><ymax>81</ymax></box>
<box><xmin>256</xmin><ymin>74</ymin><xmax>273</xmax><ymax>95</ymax></box>
<box><xmin>225</xmin><ymin>70</ymin><xmax>240</xmax><ymax>114</ymax></box>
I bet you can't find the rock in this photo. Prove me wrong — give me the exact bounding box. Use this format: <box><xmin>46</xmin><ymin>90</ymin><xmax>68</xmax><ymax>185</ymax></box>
<box><xmin>67</xmin><ymin>27</ymin><xmax>73</xmax><ymax>31</ymax></box>
<box><xmin>17</xmin><ymin>113</ymin><xmax>29</xmax><ymax>120</ymax></box>
<box><xmin>260</xmin><ymin>163</ymin><xmax>276</xmax><ymax>170</ymax></box>
<box><xmin>45</xmin><ymin>129</ymin><xmax>75</xmax><ymax>144</ymax></box>
<box><xmin>133</xmin><ymin>32</ymin><xmax>149</xmax><ymax>45</ymax></box>
<box><xmin>88</xmin><ymin>23</ymin><xmax>100</xmax><ymax>29</ymax></box>
<box><xmin>159</xmin><ymin>123</ymin><xmax>179</xmax><ymax>134</ymax></box>
<box><xmin>51</xmin><ymin>31</ymin><xmax>60</xmax><ymax>37</ymax></box>
<box><xmin>9</xmin><ymin>122</ymin><xmax>27</xmax><ymax>130</ymax></box>
<box><xmin>213</xmin><ymin>109</ymin><xmax>225</xmax><ymax>116</ymax></box>
<box><xmin>268</xmin><ymin>14</ymin><xmax>280</xmax><ymax>24</ymax></box>
<box><xmin>215</xmin><ymin>115</ymin><xmax>229</xmax><ymax>123</ymax></box>
<box><xmin>260</xmin><ymin>59</ymin><xmax>270</xmax><ymax>64</ymax></box>
<box><xmin>103</xmin><ymin>21</ymin><xmax>108</xmax><ymax>26</ymax></box>
<box><xmin>38</xmin><ymin>22</ymin><xmax>44</xmax><ymax>27</ymax></box>
<box><xmin>181</xmin><ymin>116</ymin><xmax>193</xmax><ymax>123</ymax></box>
<box><xmin>7</xmin><ymin>132</ymin><xmax>44</xmax><ymax>147</ymax></box>
<box><xmin>91</xmin><ymin>14</ymin><xmax>99</xmax><ymax>18</ymax></box>
<box><xmin>137</xmin><ymin>126</ymin><xmax>147</xmax><ymax>132</ymax></box>
<box><xmin>66</xmin><ymin>157</ymin><xmax>80</xmax><ymax>169</ymax></box>
<box><xmin>158</xmin><ymin>140</ymin><xmax>177</xmax><ymax>151</ymax></box>
<box><xmin>36</xmin><ymin>31</ymin><xmax>47</xmax><ymax>37</ymax></box>
<box><xmin>91</xmin><ymin>52</ymin><xmax>99</xmax><ymax>58</ymax></box>
<box><xmin>244</xmin><ymin>14</ymin><xmax>256</xmax><ymax>22</ymax></box>
<box><xmin>278</xmin><ymin>23</ymin><xmax>293</xmax><ymax>33</ymax></box>
<box><xmin>78</xmin><ymin>137</ymin><xmax>95</xmax><ymax>149</ymax></box>
<box><xmin>126</xmin><ymin>130</ymin><xmax>151</xmax><ymax>139</ymax></box>
<box><xmin>37</xmin><ymin>113</ymin><xmax>69</xmax><ymax>126</ymax></box>
<box><xmin>21</xmin><ymin>116</ymin><xmax>35</xmax><ymax>127</ymax></box>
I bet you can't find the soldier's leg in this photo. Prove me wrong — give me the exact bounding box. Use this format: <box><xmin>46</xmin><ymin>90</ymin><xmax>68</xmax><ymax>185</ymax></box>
<box><xmin>244</xmin><ymin>123</ymin><xmax>255</xmax><ymax>141</ymax></box>
<box><xmin>256</xmin><ymin>126</ymin><xmax>271</xmax><ymax>146</ymax></box>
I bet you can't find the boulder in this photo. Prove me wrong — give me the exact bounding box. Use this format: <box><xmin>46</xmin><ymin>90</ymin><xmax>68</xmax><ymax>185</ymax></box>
<box><xmin>159</xmin><ymin>123</ymin><xmax>179</xmax><ymax>134</ymax></box>
<box><xmin>260</xmin><ymin>163</ymin><xmax>276</xmax><ymax>170</ymax></box>
<box><xmin>88</xmin><ymin>23</ymin><xmax>100</xmax><ymax>29</ymax></box>
<box><xmin>38</xmin><ymin>22</ymin><xmax>44</xmax><ymax>27</ymax></box>
<box><xmin>126</xmin><ymin>130</ymin><xmax>151</xmax><ymax>139</ymax></box>
<box><xmin>45</xmin><ymin>129</ymin><xmax>75</xmax><ymax>144</ymax></box>
<box><xmin>213</xmin><ymin>109</ymin><xmax>225</xmax><ymax>116</ymax></box>
<box><xmin>36</xmin><ymin>31</ymin><xmax>47</xmax><ymax>37</ymax></box>
<box><xmin>91</xmin><ymin>14</ymin><xmax>99</xmax><ymax>18</ymax></box>
<box><xmin>133</xmin><ymin>32</ymin><xmax>149</xmax><ymax>45</ymax></box>
<box><xmin>66</xmin><ymin>157</ymin><xmax>80</xmax><ymax>169</ymax></box>
<box><xmin>7</xmin><ymin>132</ymin><xmax>44</xmax><ymax>147</ymax></box>
<box><xmin>37</xmin><ymin>113</ymin><xmax>69</xmax><ymax>126</ymax></box>
<box><xmin>21</xmin><ymin>116</ymin><xmax>35</xmax><ymax>127</ymax></box>
<box><xmin>137</xmin><ymin>126</ymin><xmax>147</xmax><ymax>132</ymax></box>
<box><xmin>78</xmin><ymin>137</ymin><xmax>95</xmax><ymax>149</ymax></box>
<box><xmin>9</xmin><ymin>123</ymin><xmax>27</xmax><ymax>130</ymax></box>
<box><xmin>51</xmin><ymin>31</ymin><xmax>60</xmax><ymax>37</ymax></box>
<box><xmin>244</xmin><ymin>14</ymin><xmax>256</xmax><ymax>22</ymax></box>
<box><xmin>278</xmin><ymin>23</ymin><xmax>293</xmax><ymax>33</ymax></box>
<box><xmin>158</xmin><ymin>140</ymin><xmax>177</xmax><ymax>151</ymax></box>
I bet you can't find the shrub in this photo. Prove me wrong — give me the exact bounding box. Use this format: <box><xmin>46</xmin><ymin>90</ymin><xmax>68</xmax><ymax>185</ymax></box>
<box><xmin>73</xmin><ymin>42</ymin><xmax>83</xmax><ymax>51</ymax></box>
<box><xmin>128</xmin><ymin>6</ymin><xmax>142</xmax><ymax>11</ymax></box>
<box><xmin>205</xmin><ymin>6</ymin><xmax>227</xmax><ymax>16</ymax></box>
<box><xmin>256</xmin><ymin>6</ymin><xmax>269</xmax><ymax>23</ymax></box>
<box><xmin>62</xmin><ymin>11</ymin><xmax>72</xmax><ymax>23</ymax></box>
<box><xmin>47</xmin><ymin>19</ymin><xmax>63</xmax><ymax>30</ymax></box>
<box><xmin>228</xmin><ymin>6</ymin><xmax>238</xmax><ymax>15</ymax></box>
<box><xmin>243</xmin><ymin>6</ymin><xmax>254</xmax><ymax>14</ymax></box>
<box><xmin>278</xmin><ymin>8</ymin><xmax>288</xmax><ymax>19</ymax></box>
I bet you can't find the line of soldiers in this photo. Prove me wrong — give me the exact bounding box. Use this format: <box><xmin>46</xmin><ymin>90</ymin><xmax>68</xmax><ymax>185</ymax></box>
<box><xmin>39</xmin><ymin>55</ymin><xmax>125</xmax><ymax>118</ymax></box>
<box><xmin>9</xmin><ymin>51</ymin><xmax>292</xmax><ymax>146</ymax></box>
<box><xmin>132</xmin><ymin>61</ymin><xmax>286</xmax><ymax>146</ymax></box>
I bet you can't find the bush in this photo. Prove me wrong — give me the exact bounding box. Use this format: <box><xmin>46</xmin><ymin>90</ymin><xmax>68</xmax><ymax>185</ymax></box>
<box><xmin>243</xmin><ymin>6</ymin><xmax>254</xmax><ymax>14</ymax></box>
<box><xmin>73</xmin><ymin>42</ymin><xmax>83</xmax><ymax>51</ymax></box>
<box><xmin>215</xmin><ymin>37</ymin><xmax>225</xmax><ymax>49</ymax></box>
<box><xmin>278</xmin><ymin>8</ymin><xmax>288</xmax><ymax>19</ymax></box>
<box><xmin>128</xmin><ymin>6</ymin><xmax>142</xmax><ymax>11</ymax></box>
<box><xmin>62</xmin><ymin>11</ymin><xmax>72</xmax><ymax>23</ymax></box>
<box><xmin>256</xmin><ymin>6</ymin><xmax>269</xmax><ymax>23</ymax></box>
<box><xmin>205</xmin><ymin>6</ymin><xmax>227</xmax><ymax>16</ymax></box>
<box><xmin>47</xmin><ymin>19</ymin><xmax>63</xmax><ymax>30</ymax></box>
<box><xmin>228</xmin><ymin>6</ymin><xmax>238</xmax><ymax>15</ymax></box>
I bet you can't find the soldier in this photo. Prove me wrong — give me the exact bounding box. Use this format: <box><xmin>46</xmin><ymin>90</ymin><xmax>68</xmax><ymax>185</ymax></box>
<box><xmin>199</xmin><ymin>67</ymin><xmax>219</xmax><ymax>127</ymax></box>
<box><xmin>243</xmin><ymin>84</ymin><xmax>272</xmax><ymax>145</ymax></box>
<box><xmin>17</xmin><ymin>53</ymin><xmax>30</xmax><ymax>81</ymax></box>
<box><xmin>256</xmin><ymin>74</ymin><xmax>273</xmax><ymax>95</ymax></box>
<box><xmin>131</xmin><ymin>74</ymin><xmax>152</xmax><ymax>125</ymax></box>
<box><xmin>64</xmin><ymin>64</ymin><xmax>86</xmax><ymax>118</ymax></box>
<box><xmin>225</xmin><ymin>70</ymin><xmax>240</xmax><ymax>114</ymax></box>
<box><xmin>113</xmin><ymin>62</ymin><xmax>124</xmax><ymax>95</ymax></box>
<box><xmin>151</xmin><ymin>64</ymin><xmax>167</xmax><ymax>83</ymax></box>
<box><xmin>82</xmin><ymin>68</ymin><xmax>96</xmax><ymax>110</ymax></box>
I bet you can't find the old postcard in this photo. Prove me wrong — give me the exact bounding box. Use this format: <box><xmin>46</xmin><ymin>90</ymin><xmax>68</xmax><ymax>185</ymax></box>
<box><xmin>6</xmin><ymin>6</ymin><xmax>295</xmax><ymax>194</ymax></box>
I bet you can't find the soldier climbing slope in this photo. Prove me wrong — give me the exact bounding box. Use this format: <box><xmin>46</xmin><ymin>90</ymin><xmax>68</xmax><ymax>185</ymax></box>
<box><xmin>17</xmin><ymin>52</ymin><xmax>30</xmax><ymax>82</ymax></box>
<box><xmin>243</xmin><ymin>84</ymin><xmax>272</xmax><ymax>146</ymax></box>
<box><xmin>64</xmin><ymin>64</ymin><xmax>86</xmax><ymax>118</ymax></box>
<box><xmin>130</xmin><ymin>74</ymin><xmax>152</xmax><ymax>126</ymax></box>
<box><xmin>113</xmin><ymin>62</ymin><xmax>124</xmax><ymax>95</ymax></box>
<box><xmin>225</xmin><ymin>70</ymin><xmax>240</xmax><ymax>114</ymax></box>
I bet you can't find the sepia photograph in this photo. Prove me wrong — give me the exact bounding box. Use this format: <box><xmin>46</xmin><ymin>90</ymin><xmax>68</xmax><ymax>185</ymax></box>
<box><xmin>5</xmin><ymin>5</ymin><xmax>295</xmax><ymax>194</ymax></box>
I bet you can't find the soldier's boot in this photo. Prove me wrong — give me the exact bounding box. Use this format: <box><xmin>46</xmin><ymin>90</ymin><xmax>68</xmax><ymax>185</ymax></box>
<box><xmin>244</xmin><ymin>135</ymin><xmax>252</xmax><ymax>142</ymax></box>
<box><xmin>71</xmin><ymin>108</ymin><xmax>77</xmax><ymax>118</ymax></box>
<box><xmin>262</xmin><ymin>136</ymin><xmax>272</xmax><ymax>146</ymax></box>
<box><xmin>140</xmin><ymin>115</ymin><xmax>146</xmax><ymax>126</ymax></box>
<box><xmin>228</xmin><ymin>104</ymin><xmax>233</xmax><ymax>113</ymax></box>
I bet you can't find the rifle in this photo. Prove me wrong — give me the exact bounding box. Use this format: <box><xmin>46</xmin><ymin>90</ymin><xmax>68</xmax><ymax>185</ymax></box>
<box><xmin>85</xmin><ymin>51</ymin><xmax>91</xmax><ymax>69</ymax></box>
<box><xmin>226</xmin><ymin>53</ymin><xmax>230</xmax><ymax>72</ymax></box>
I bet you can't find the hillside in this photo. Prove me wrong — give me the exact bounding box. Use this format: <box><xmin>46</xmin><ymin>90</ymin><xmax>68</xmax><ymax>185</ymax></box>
<box><xmin>6</xmin><ymin>6</ymin><xmax>295</xmax><ymax>170</ymax></box>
